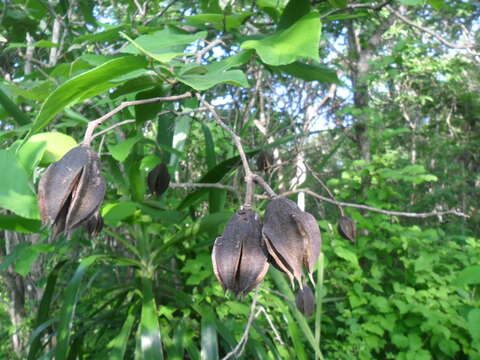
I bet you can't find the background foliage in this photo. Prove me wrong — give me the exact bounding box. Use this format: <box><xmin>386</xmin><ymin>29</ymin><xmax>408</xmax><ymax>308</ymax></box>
<box><xmin>1</xmin><ymin>0</ymin><xmax>479</xmax><ymax>359</ymax></box>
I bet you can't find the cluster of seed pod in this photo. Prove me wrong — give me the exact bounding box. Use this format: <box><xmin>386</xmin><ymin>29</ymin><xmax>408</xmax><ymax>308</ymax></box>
<box><xmin>38</xmin><ymin>145</ymin><xmax>106</xmax><ymax>239</ymax></box>
<box><xmin>212</xmin><ymin>197</ymin><xmax>322</xmax><ymax>314</ymax></box>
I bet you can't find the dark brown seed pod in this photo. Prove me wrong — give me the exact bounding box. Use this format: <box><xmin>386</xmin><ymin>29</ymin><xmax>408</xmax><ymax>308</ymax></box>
<box><xmin>212</xmin><ymin>209</ymin><xmax>269</xmax><ymax>297</ymax></box>
<box><xmin>147</xmin><ymin>163</ymin><xmax>170</xmax><ymax>197</ymax></box>
<box><xmin>262</xmin><ymin>197</ymin><xmax>321</xmax><ymax>288</ymax></box>
<box><xmin>295</xmin><ymin>284</ymin><xmax>315</xmax><ymax>317</ymax></box>
<box><xmin>38</xmin><ymin>145</ymin><xmax>106</xmax><ymax>239</ymax></box>
<box><xmin>257</xmin><ymin>150</ymin><xmax>274</xmax><ymax>173</ymax></box>
<box><xmin>338</xmin><ymin>216</ymin><xmax>356</xmax><ymax>243</ymax></box>
<box><xmin>85</xmin><ymin>211</ymin><xmax>104</xmax><ymax>238</ymax></box>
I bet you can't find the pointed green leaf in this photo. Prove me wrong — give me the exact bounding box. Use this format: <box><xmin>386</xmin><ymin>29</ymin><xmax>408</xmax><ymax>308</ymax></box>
<box><xmin>31</xmin><ymin>56</ymin><xmax>147</xmax><ymax>133</ymax></box>
<box><xmin>241</xmin><ymin>12</ymin><xmax>321</xmax><ymax>66</ymax></box>
<box><xmin>28</xmin><ymin>260</ymin><xmax>67</xmax><ymax>360</ymax></box>
<box><xmin>108</xmin><ymin>306</ymin><xmax>137</xmax><ymax>359</ymax></box>
<box><xmin>137</xmin><ymin>276</ymin><xmax>164</xmax><ymax>360</ymax></box>
<box><xmin>121</xmin><ymin>30</ymin><xmax>207</xmax><ymax>63</ymax></box>
<box><xmin>200</xmin><ymin>308</ymin><xmax>219</xmax><ymax>360</ymax></box>
<box><xmin>55</xmin><ymin>256</ymin><xmax>101</xmax><ymax>360</ymax></box>
<box><xmin>109</xmin><ymin>136</ymin><xmax>141</xmax><ymax>162</ymax></box>
<box><xmin>275</xmin><ymin>62</ymin><xmax>339</xmax><ymax>83</ymax></box>
<box><xmin>0</xmin><ymin>149</ymin><xmax>39</xmax><ymax>219</ymax></box>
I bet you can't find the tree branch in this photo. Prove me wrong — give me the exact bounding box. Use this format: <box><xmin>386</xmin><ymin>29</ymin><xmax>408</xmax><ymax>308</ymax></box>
<box><xmin>257</xmin><ymin>188</ymin><xmax>469</xmax><ymax>219</ymax></box>
<box><xmin>387</xmin><ymin>5</ymin><xmax>478</xmax><ymax>51</ymax></box>
<box><xmin>83</xmin><ymin>92</ymin><xmax>192</xmax><ymax>146</ymax></box>
<box><xmin>222</xmin><ymin>287</ymin><xmax>259</xmax><ymax>360</ymax></box>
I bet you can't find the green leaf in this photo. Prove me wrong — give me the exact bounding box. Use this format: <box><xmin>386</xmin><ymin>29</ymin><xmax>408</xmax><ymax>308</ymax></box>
<box><xmin>178</xmin><ymin>69</ymin><xmax>249</xmax><ymax>91</ymax></box>
<box><xmin>14</xmin><ymin>243</ymin><xmax>53</xmax><ymax>276</ymax></box>
<box><xmin>102</xmin><ymin>201</ymin><xmax>138</xmax><ymax>227</ymax></box>
<box><xmin>31</xmin><ymin>56</ymin><xmax>147</xmax><ymax>133</ymax></box>
<box><xmin>399</xmin><ymin>0</ymin><xmax>425</xmax><ymax>5</ymax></box>
<box><xmin>327</xmin><ymin>0</ymin><xmax>347</xmax><ymax>8</ymax></box>
<box><xmin>202</xmin><ymin>124</ymin><xmax>224</xmax><ymax>213</ymax></box>
<box><xmin>0</xmin><ymin>149</ymin><xmax>39</xmax><ymax>219</ymax></box>
<box><xmin>241</xmin><ymin>12</ymin><xmax>321</xmax><ymax>66</ymax></box>
<box><xmin>55</xmin><ymin>256</ymin><xmax>101</xmax><ymax>360</ymax></box>
<box><xmin>0</xmin><ymin>214</ymin><xmax>41</xmax><ymax>233</ymax></box>
<box><xmin>200</xmin><ymin>308</ymin><xmax>219</xmax><ymax>360</ymax></box>
<box><xmin>121</xmin><ymin>30</ymin><xmax>207</xmax><ymax>63</ymax></box>
<box><xmin>275</xmin><ymin>62</ymin><xmax>339</xmax><ymax>83</ymax></box>
<box><xmin>0</xmin><ymin>86</ymin><xmax>30</xmax><ymax>125</ymax></box>
<box><xmin>468</xmin><ymin>309</ymin><xmax>480</xmax><ymax>342</ymax></box>
<box><xmin>137</xmin><ymin>276</ymin><xmax>164</xmax><ymax>360</ymax></box>
<box><xmin>16</xmin><ymin>140</ymin><xmax>46</xmax><ymax>176</ymax></box>
<box><xmin>427</xmin><ymin>0</ymin><xmax>444</xmax><ymax>9</ymax></box>
<box><xmin>109</xmin><ymin>136</ymin><xmax>141</xmax><ymax>162</ymax></box>
<box><xmin>186</xmin><ymin>13</ymin><xmax>252</xmax><ymax>31</ymax></box>
<box><xmin>277</xmin><ymin>0</ymin><xmax>311</xmax><ymax>30</ymax></box>
<box><xmin>20</xmin><ymin>132</ymin><xmax>77</xmax><ymax>166</ymax></box>
<box><xmin>333</xmin><ymin>246</ymin><xmax>359</xmax><ymax>266</ymax></box>
<box><xmin>108</xmin><ymin>305</ymin><xmax>137</xmax><ymax>359</ymax></box>
<box><xmin>454</xmin><ymin>265</ymin><xmax>480</xmax><ymax>286</ymax></box>
<box><xmin>169</xmin><ymin>116</ymin><xmax>191</xmax><ymax>171</ymax></box>
<box><xmin>28</xmin><ymin>260</ymin><xmax>67</xmax><ymax>360</ymax></box>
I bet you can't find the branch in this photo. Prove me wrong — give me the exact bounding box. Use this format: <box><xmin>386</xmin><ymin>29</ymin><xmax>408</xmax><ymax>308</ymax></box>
<box><xmin>258</xmin><ymin>188</ymin><xmax>469</xmax><ymax>219</ymax></box>
<box><xmin>222</xmin><ymin>287</ymin><xmax>259</xmax><ymax>360</ymax></box>
<box><xmin>83</xmin><ymin>92</ymin><xmax>192</xmax><ymax>146</ymax></box>
<box><xmin>198</xmin><ymin>96</ymin><xmax>255</xmax><ymax>208</ymax></box>
<box><xmin>91</xmin><ymin>119</ymin><xmax>136</xmax><ymax>140</ymax></box>
<box><xmin>195</xmin><ymin>39</ymin><xmax>225</xmax><ymax>63</ymax></box>
<box><xmin>387</xmin><ymin>5</ymin><xmax>478</xmax><ymax>51</ymax></box>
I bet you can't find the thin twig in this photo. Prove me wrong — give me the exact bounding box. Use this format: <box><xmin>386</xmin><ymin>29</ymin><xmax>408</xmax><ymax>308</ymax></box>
<box><xmin>195</xmin><ymin>39</ymin><xmax>225</xmax><ymax>63</ymax></box>
<box><xmin>222</xmin><ymin>287</ymin><xmax>260</xmax><ymax>360</ymax></box>
<box><xmin>198</xmin><ymin>96</ymin><xmax>255</xmax><ymax>208</ymax></box>
<box><xmin>261</xmin><ymin>188</ymin><xmax>469</xmax><ymax>218</ymax></box>
<box><xmin>387</xmin><ymin>5</ymin><xmax>478</xmax><ymax>52</ymax></box>
<box><xmin>305</xmin><ymin>162</ymin><xmax>344</xmax><ymax>216</ymax></box>
<box><xmin>91</xmin><ymin>119</ymin><xmax>136</xmax><ymax>140</ymax></box>
<box><xmin>253</xmin><ymin>175</ymin><xmax>277</xmax><ymax>198</ymax></box>
<box><xmin>255</xmin><ymin>306</ymin><xmax>285</xmax><ymax>346</ymax></box>
<box><xmin>83</xmin><ymin>92</ymin><xmax>192</xmax><ymax>145</ymax></box>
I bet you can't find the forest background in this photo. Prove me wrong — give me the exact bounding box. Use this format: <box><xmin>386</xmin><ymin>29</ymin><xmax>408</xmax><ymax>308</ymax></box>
<box><xmin>0</xmin><ymin>0</ymin><xmax>479</xmax><ymax>359</ymax></box>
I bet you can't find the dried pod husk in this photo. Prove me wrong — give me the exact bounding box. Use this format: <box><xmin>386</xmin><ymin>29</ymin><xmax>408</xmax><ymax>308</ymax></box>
<box><xmin>257</xmin><ymin>150</ymin><xmax>274</xmax><ymax>173</ymax></box>
<box><xmin>85</xmin><ymin>211</ymin><xmax>104</xmax><ymax>237</ymax></box>
<box><xmin>147</xmin><ymin>163</ymin><xmax>170</xmax><ymax>197</ymax></box>
<box><xmin>295</xmin><ymin>284</ymin><xmax>315</xmax><ymax>317</ymax></box>
<box><xmin>262</xmin><ymin>197</ymin><xmax>321</xmax><ymax>288</ymax></box>
<box><xmin>212</xmin><ymin>209</ymin><xmax>269</xmax><ymax>297</ymax></box>
<box><xmin>338</xmin><ymin>216</ymin><xmax>356</xmax><ymax>243</ymax></box>
<box><xmin>38</xmin><ymin>145</ymin><xmax>106</xmax><ymax>239</ymax></box>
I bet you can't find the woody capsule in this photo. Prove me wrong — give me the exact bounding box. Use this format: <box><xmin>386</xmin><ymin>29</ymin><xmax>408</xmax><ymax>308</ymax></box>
<box><xmin>212</xmin><ymin>209</ymin><xmax>269</xmax><ymax>296</ymax></box>
<box><xmin>37</xmin><ymin>145</ymin><xmax>106</xmax><ymax>239</ymax></box>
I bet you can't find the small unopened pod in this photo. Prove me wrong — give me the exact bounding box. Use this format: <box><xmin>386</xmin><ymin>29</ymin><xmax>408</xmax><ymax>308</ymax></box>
<box><xmin>295</xmin><ymin>284</ymin><xmax>315</xmax><ymax>317</ymax></box>
<box><xmin>38</xmin><ymin>145</ymin><xmax>106</xmax><ymax>239</ymax></box>
<box><xmin>338</xmin><ymin>216</ymin><xmax>356</xmax><ymax>243</ymax></box>
<box><xmin>147</xmin><ymin>163</ymin><xmax>170</xmax><ymax>197</ymax></box>
<box><xmin>262</xmin><ymin>197</ymin><xmax>321</xmax><ymax>289</ymax></box>
<box><xmin>212</xmin><ymin>209</ymin><xmax>269</xmax><ymax>297</ymax></box>
<box><xmin>85</xmin><ymin>211</ymin><xmax>104</xmax><ymax>238</ymax></box>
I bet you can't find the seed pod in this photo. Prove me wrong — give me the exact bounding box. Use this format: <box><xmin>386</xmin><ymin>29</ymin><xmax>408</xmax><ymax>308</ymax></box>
<box><xmin>338</xmin><ymin>216</ymin><xmax>356</xmax><ymax>243</ymax></box>
<box><xmin>212</xmin><ymin>209</ymin><xmax>269</xmax><ymax>297</ymax></box>
<box><xmin>85</xmin><ymin>211</ymin><xmax>104</xmax><ymax>238</ymax></box>
<box><xmin>257</xmin><ymin>150</ymin><xmax>274</xmax><ymax>173</ymax></box>
<box><xmin>147</xmin><ymin>163</ymin><xmax>170</xmax><ymax>197</ymax></box>
<box><xmin>262</xmin><ymin>197</ymin><xmax>321</xmax><ymax>288</ymax></box>
<box><xmin>295</xmin><ymin>284</ymin><xmax>315</xmax><ymax>317</ymax></box>
<box><xmin>38</xmin><ymin>145</ymin><xmax>106</xmax><ymax>239</ymax></box>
